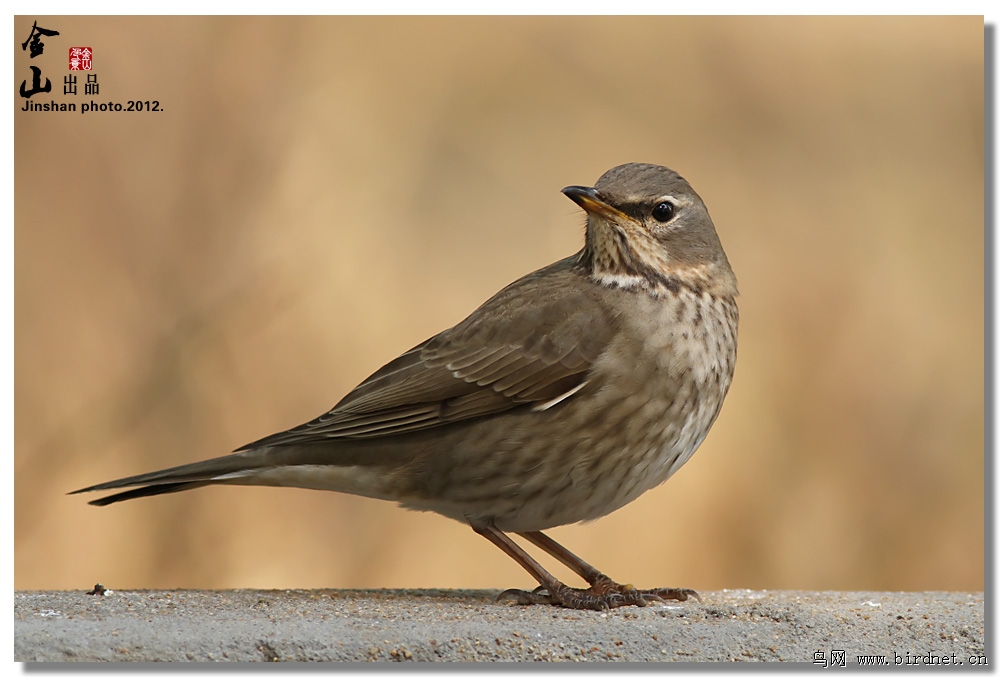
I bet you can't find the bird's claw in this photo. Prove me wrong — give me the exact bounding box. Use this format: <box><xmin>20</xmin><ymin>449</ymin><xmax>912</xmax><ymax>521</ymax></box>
<box><xmin>497</xmin><ymin>587</ymin><xmax>557</xmax><ymax>605</ymax></box>
<box><xmin>496</xmin><ymin>581</ymin><xmax>700</xmax><ymax>610</ymax></box>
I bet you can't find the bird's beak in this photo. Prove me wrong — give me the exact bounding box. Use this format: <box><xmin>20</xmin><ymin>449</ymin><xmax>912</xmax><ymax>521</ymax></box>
<box><xmin>562</xmin><ymin>186</ymin><xmax>633</xmax><ymax>223</ymax></box>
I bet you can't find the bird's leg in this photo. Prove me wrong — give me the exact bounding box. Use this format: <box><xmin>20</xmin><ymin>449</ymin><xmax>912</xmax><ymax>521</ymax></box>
<box><xmin>472</xmin><ymin>523</ymin><xmax>698</xmax><ymax>611</ymax></box>
<box><xmin>472</xmin><ymin>523</ymin><xmax>583</xmax><ymax>606</ymax></box>
<box><xmin>518</xmin><ymin>530</ymin><xmax>700</xmax><ymax>607</ymax></box>
<box><xmin>517</xmin><ymin>531</ymin><xmax>608</xmax><ymax>587</ymax></box>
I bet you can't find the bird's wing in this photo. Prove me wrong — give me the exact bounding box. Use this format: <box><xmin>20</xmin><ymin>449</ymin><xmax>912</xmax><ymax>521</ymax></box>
<box><xmin>238</xmin><ymin>261</ymin><xmax>616</xmax><ymax>448</ymax></box>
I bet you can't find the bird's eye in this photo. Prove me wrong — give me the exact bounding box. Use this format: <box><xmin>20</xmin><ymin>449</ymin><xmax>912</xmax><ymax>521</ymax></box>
<box><xmin>652</xmin><ymin>201</ymin><xmax>675</xmax><ymax>222</ymax></box>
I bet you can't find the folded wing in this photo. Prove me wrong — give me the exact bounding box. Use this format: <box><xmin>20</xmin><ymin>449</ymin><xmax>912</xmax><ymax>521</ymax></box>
<box><xmin>238</xmin><ymin>260</ymin><xmax>616</xmax><ymax>448</ymax></box>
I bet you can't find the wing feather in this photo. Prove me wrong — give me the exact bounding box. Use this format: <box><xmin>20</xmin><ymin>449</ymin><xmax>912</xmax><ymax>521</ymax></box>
<box><xmin>237</xmin><ymin>257</ymin><xmax>617</xmax><ymax>450</ymax></box>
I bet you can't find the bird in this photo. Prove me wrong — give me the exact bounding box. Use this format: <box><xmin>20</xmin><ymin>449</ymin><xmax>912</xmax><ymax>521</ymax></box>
<box><xmin>72</xmin><ymin>162</ymin><xmax>739</xmax><ymax>611</ymax></box>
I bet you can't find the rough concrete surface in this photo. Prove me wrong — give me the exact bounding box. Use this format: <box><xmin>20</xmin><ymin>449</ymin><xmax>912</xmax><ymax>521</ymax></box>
<box><xmin>14</xmin><ymin>588</ymin><xmax>986</xmax><ymax>663</ymax></box>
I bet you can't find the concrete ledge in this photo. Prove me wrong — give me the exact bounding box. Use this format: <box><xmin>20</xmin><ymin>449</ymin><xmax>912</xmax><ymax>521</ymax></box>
<box><xmin>15</xmin><ymin>589</ymin><xmax>985</xmax><ymax>663</ymax></box>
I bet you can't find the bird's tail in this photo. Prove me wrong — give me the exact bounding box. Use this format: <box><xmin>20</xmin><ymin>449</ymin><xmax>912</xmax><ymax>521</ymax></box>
<box><xmin>70</xmin><ymin>441</ymin><xmax>402</xmax><ymax>506</ymax></box>
<box><xmin>76</xmin><ymin>481</ymin><xmax>214</xmax><ymax>506</ymax></box>
<box><xmin>69</xmin><ymin>449</ymin><xmax>280</xmax><ymax>506</ymax></box>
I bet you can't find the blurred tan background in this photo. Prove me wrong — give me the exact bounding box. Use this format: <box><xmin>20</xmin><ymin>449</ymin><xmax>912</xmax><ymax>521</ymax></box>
<box><xmin>15</xmin><ymin>16</ymin><xmax>983</xmax><ymax>593</ymax></box>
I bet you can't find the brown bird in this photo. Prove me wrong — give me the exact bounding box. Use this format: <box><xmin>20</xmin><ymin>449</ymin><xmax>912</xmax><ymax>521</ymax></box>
<box><xmin>72</xmin><ymin>162</ymin><xmax>739</xmax><ymax>611</ymax></box>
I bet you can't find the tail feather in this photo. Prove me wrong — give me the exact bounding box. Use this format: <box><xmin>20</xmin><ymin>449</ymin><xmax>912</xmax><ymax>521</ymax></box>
<box><xmin>85</xmin><ymin>481</ymin><xmax>211</xmax><ymax>506</ymax></box>
<box><xmin>69</xmin><ymin>450</ymin><xmax>276</xmax><ymax>505</ymax></box>
<box><xmin>71</xmin><ymin>440</ymin><xmax>406</xmax><ymax>506</ymax></box>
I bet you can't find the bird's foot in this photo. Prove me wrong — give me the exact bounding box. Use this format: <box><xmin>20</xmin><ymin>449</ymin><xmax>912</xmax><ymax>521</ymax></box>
<box><xmin>497</xmin><ymin>577</ymin><xmax>700</xmax><ymax>611</ymax></box>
